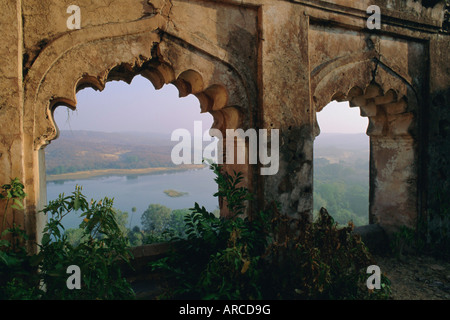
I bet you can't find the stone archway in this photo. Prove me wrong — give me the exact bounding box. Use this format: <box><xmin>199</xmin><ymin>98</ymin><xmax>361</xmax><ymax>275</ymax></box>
<box><xmin>21</xmin><ymin>13</ymin><xmax>250</xmax><ymax>250</ymax></box>
<box><xmin>311</xmin><ymin>56</ymin><xmax>420</xmax><ymax>235</ymax></box>
<box><xmin>1</xmin><ymin>0</ymin><xmax>447</xmax><ymax>254</ymax></box>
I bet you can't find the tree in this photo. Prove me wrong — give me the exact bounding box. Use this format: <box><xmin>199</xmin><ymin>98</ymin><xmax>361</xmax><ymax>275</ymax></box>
<box><xmin>65</xmin><ymin>228</ymin><xmax>86</xmax><ymax>247</ymax></box>
<box><xmin>169</xmin><ymin>209</ymin><xmax>191</xmax><ymax>236</ymax></box>
<box><xmin>114</xmin><ymin>209</ymin><xmax>129</xmax><ymax>235</ymax></box>
<box><xmin>127</xmin><ymin>226</ymin><xmax>144</xmax><ymax>247</ymax></box>
<box><xmin>141</xmin><ymin>204</ymin><xmax>171</xmax><ymax>233</ymax></box>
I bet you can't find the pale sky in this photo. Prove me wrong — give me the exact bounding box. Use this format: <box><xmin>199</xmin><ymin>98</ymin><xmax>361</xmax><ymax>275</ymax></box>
<box><xmin>317</xmin><ymin>101</ymin><xmax>369</xmax><ymax>134</ymax></box>
<box><xmin>53</xmin><ymin>75</ymin><xmax>368</xmax><ymax>135</ymax></box>
<box><xmin>54</xmin><ymin>75</ymin><xmax>214</xmax><ymax>135</ymax></box>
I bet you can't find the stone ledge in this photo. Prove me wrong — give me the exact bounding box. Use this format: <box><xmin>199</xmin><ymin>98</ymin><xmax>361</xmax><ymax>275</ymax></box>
<box><xmin>130</xmin><ymin>242</ymin><xmax>176</xmax><ymax>259</ymax></box>
<box><xmin>353</xmin><ymin>224</ymin><xmax>390</xmax><ymax>255</ymax></box>
<box><xmin>122</xmin><ymin>241</ymin><xmax>181</xmax><ymax>277</ymax></box>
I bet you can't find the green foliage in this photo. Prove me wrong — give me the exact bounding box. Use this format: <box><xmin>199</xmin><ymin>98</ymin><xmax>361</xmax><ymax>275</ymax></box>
<box><xmin>127</xmin><ymin>226</ymin><xmax>144</xmax><ymax>247</ymax></box>
<box><xmin>150</xmin><ymin>163</ymin><xmax>389</xmax><ymax>300</ymax></box>
<box><xmin>390</xmin><ymin>226</ymin><xmax>417</xmax><ymax>258</ymax></box>
<box><xmin>213</xmin><ymin>164</ymin><xmax>252</xmax><ymax>217</ymax></box>
<box><xmin>140</xmin><ymin>206</ymin><xmax>195</xmax><ymax>244</ymax></box>
<box><xmin>149</xmin><ymin>164</ymin><xmax>261</xmax><ymax>299</ymax></box>
<box><xmin>1</xmin><ymin>183</ymin><xmax>135</xmax><ymax>300</ymax></box>
<box><xmin>0</xmin><ymin>178</ymin><xmax>27</xmax><ymax>232</ymax></box>
<box><xmin>314</xmin><ymin>159</ymin><xmax>369</xmax><ymax>226</ymax></box>
<box><xmin>169</xmin><ymin>209</ymin><xmax>191</xmax><ymax>237</ymax></box>
<box><xmin>265</xmin><ymin>207</ymin><xmax>390</xmax><ymax>299</ymax></box>
<box><xmin>64</xmin><ymin>228</ymin><xmax>87</xmax><ymax>247</ymax></box>
<box><xmin>141</xmin><ymin>204</ymin><xmax>172</xmax><ymax>234</ymax></box>
<box><xmin>0</xmin><ymin>226</ymin><xmax>42</xmax><ymax>300</ymax></box>
<box><xmin>37</xmin><ymin>186</ymin><xmax>135</xmax><ymax>299</ymax></box>
<box><xmin>0</xmin><ymin>179</ymin><xmax>41</xmax><ymax>300</ymax></box>
<box><xmin>140</xmin><ymin>206</ymin><xmax>219</xmax><ymax>246</ymax></box>
<box><xmin>114</xmin><ymin>209</ymin><xmax>130</xmax><ymax>235</ymax></box>
<box><xmin>150</xmin><ymin>170</ymin><xmax>269</xmax><ymax>299</ymax></box>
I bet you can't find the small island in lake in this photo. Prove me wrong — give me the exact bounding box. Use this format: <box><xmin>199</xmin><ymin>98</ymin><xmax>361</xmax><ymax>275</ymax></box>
<box><xmin>164</xmin><ymin>189</ymin><xmax>189</xmax><ymax>198</ymax></box>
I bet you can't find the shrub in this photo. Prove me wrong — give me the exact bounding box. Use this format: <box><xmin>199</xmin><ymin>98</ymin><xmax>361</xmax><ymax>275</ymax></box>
<box><xmin>150</xmin><ymin>163</ymin><xmax>391</xmax><ymax>300</ymax></box>
<box><xmin>263</xmin><ymin>206</ymin><xmax>390</xmax><ymax>299</ymax></box>
<box><xmin>38</xmin><ymin>186</ymin><xmax>135</xmax><ymax>299</ymax></box>
<box><xmin>0</xmin><ymin>179</ymin><xmax>41</xmax><ymax>300</ymax></box>
<box><xmin>0</xmin><ymin>182</ymin><xmax>135</xmax><ymax>300</ymax></box>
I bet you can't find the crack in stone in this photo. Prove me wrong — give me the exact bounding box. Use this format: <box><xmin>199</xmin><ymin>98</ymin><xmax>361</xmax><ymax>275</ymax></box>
<box><xmin>164</xmin><ymin>0</ymin><xmax>176</xmax><ymax>31</ymax></box>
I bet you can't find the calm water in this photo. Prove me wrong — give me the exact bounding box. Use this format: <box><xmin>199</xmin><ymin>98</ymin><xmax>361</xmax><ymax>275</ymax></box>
<box><xmin>46</xmin><ymin>167</ymin><xmax>219</xmax><ymax>230</ymax></box>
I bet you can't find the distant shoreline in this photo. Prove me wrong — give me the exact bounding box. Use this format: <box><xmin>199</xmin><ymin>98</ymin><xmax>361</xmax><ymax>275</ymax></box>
<box><xmin>46</xmin><ymin>164</ymin><xmax>207</xmax><ymax>182</ymax></box>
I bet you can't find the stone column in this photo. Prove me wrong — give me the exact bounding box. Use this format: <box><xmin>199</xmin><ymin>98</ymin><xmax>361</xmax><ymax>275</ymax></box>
<box><xmin>259</xmin><ymin>3</ymin><xmax>314</xmax><ymax>220</ymax></box>
<box><xmin>369</xmin><ymin>136</ymin><xmax>417</xmax><ymax>234</ymax></box>
<box><xmin>425</xmin><ymin>34</ymin><xmax>450</xmax><ymax>241</ymax></box>
<box><xmin>0</xmin><ymin>1</ymin><xmax>25</xmax><ymax>236</ymax></box>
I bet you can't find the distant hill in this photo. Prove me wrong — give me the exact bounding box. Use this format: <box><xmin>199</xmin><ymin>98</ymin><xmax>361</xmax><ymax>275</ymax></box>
<box><xmin>54</xmin><ymin>130</ymin><xmax>173</xmax><ymax>146</ymax></box>
<box><xmin>45</xmin><ymin>130</ymin><xmax>177</xmax><ymax>175</ymax></box>
<box><xmin>314</xmin><ymin>133</ymin><xmax>369</xmax><ymax>165</ymax></box>
<box><xmin>314</xmin><ymin>133</ymin><xmax>369</xmax><ymax>150</ymax></box>
<box><xmin>45</xmin><ymin>130</ymin><xmax>370</xmax><ymax>175</ymax></box>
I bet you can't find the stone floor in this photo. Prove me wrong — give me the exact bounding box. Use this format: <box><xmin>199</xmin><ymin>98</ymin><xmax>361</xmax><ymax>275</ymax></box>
<box><xmin>374</xmin><ymin>253</ymin><xmax>450</xmax><ymax>300</ymax></box>
<box><xmin>128</xmin><ymin>253</ymin><xmax>450</xmax><ymax>300</ymax></box>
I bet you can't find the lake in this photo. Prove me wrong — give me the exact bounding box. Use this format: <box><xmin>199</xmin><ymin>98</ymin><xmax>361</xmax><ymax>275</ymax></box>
<box><xmin>46</xmin><ymin>167</ymin><xmax>219</xmax><ymax>230</ymax></box>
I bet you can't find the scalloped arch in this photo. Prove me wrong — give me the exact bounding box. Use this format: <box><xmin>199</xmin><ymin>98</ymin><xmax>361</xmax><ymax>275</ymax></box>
<box><xmin>311</xmin><ymin>56</ymin><xmax>419</xmax><ymax>138</ymax></box>
<box><xmin>314</xmin><ymin>82</ymin><xmax>413</xmax><ymax>137</ymax></box>
<box><xmin>46</xmin><ymin>62</ymin><xmax>243</xmax><ymax>147</ymax></box>
<box><xmin>24</xmin><ymin>15</ymin><xmax>244</xmax><ymax>150</ymax></box>
<box><xmin>311</xmin><ymin>52</ymin><xmax>418</xmax><ymax>109</ymax></box>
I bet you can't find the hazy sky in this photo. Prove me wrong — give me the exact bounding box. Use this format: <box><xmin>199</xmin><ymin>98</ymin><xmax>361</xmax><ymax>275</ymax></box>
<box><xmin>54</xmin><ymin>75</ymin><xmax>214</xmax><ymax>135</ymax></box>
<box><xmin>54</xmin><ymin>75</ymin><xmax>369</xmax><ymax>135</ymax></box>
<box><xmin>316</xmin><ymin>101</ymin><xmax>368</xmax><ymax>134</ymax></box>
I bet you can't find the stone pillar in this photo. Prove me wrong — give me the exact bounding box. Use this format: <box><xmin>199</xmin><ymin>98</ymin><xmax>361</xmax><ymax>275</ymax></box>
<box><xmin>259</xmin><ymin>3</ymin><xmax>314</xmax><ymax>220</ymax></box>
<box><xmin>0</xmin><ymin>1</ymin><xmax>25</xmax><ymax>235</ymax></box>
<box><xmin>369</xmin><ymin>136</ymin><xmax>417</xmax><ymax>234</ymax></box>
<box><xmin>425</xmin><ymin>34</ymin><xmax>450</xmax><ymax>241</ymax></box>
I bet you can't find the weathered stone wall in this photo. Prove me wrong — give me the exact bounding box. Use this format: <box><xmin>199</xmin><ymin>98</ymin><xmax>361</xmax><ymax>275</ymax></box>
<box><xmin>0</xmin><ymin>1</ymin><xmax>25</xmax><ymax>235</ymax></box>
<box><xmin>0</xmin><ymin>0</ymin><xmax>448</xmax><ymax>250</ymax></box>
<box><xmin>307</xmin><ymin>22</ymin><xmax>427</xmax><ymax>234</ymax></box>
<box><xmin>426</xmin><ymin>34</ymin><xmax>450</xmax><ymax>244</ymax></box>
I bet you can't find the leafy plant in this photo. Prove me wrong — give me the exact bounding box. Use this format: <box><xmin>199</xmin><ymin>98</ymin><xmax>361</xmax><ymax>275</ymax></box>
<box><xmin>265</xmin><ymin>206</ymin><xmax>390</xmax><ymax>299</ymax></box>
<box><xmin>212</xmin><ymin>163</ymin><xmax>253</xmax><ymax>217</ymax></box>
<box><xmin>390</xmin><ymin>226</ymin><xmax>417</xmax><ymax>258</ymax></box>
<box><xmin>37</xmin><ymin>186</ymin><xmax>135</xmax><ymax>299</ymax></box>
<box><xmin>150</xmin><ymin>163</ymin><xmax>269</xmax><ymax>299</ymax></box>
<box><xmin>150</xmin><ymin>163</ymin><xmax>390</xmax><ymax>300</ymax></box>
<box><xmin>0</xmin><ymin>178</ymin><xmax>42</xmax><ymax>300</ymax></box>
<box><xmin>1</xmin><ymin>178</ymin><xmax>27</xmax><ymax>233</ymax></box>
<box><xmin>1</xmin><ymin>182</ymin><xmax>136</xmax><ymax>300</ymax></box>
